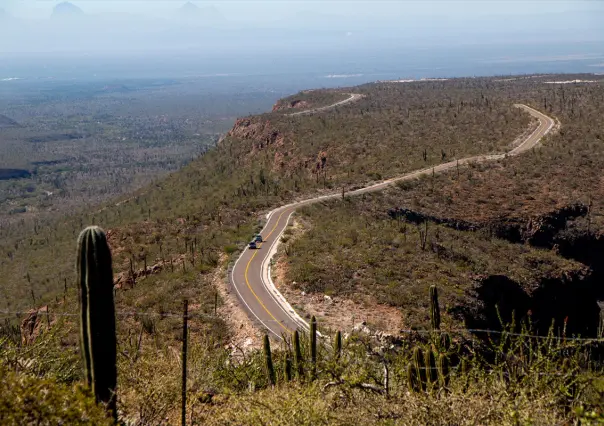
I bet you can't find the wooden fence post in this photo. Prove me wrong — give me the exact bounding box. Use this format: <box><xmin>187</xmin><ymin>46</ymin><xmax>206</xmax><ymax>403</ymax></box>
<box><xmin>181</xmin><ymin>300</ymin><xmax>188</xmax><ymax>426</ymax></box>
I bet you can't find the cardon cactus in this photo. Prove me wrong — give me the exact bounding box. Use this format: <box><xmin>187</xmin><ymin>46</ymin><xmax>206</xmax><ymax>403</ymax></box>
<box><xmin>438</xmin><ymin>353</ymin><xmax>450</xmax><ymax>388</ymax></box>
<box><xmin>284</xmin><ymin>355</ymin><xmax>292</xmax><ymax>382</ymax></box>
<box><xmin>77</xmin><ymin>226</ymin><xmax>117</xmax><ymax>420</ymax></box>
<box><xmin>429</xmin><ymin>285</ymin><xmax>441</xmax><ymax>331</ymax></box>
<box><xmin>263</xmin><ymin>334</ymin><xmax>275</xmax><ymax>386</ymax></box>
<box><xmin>293</xmin><ymin>330</ymin><xmax>304</xmax><ymax>379</ymax></box>
<box><xmin>334</xmin><ymin>330</ymin><xmax>342</xmax><ymax>359</ymax></box>
<box><xmin>425</xmin><ymin>349</ymin><xmax>438</xmax><ymax>387</ymax></box>
<box><xmin>407</xmin><ymin>362</ymin><xmax>421</xmax><ymax>393</ymax></box>
<box><xmin>412</xmin><ymin>347</ymin><xmax>427</xmax><ymax>391</ymax></box>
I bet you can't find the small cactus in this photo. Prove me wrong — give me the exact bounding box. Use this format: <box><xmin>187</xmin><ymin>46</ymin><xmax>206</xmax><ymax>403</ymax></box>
<box><xmin>429</xmin><ymin>285</ymin><xmax>441</xmax><ymax>331</ymax></box>
<box><xmin>438</xmin><ymin>354</ymin><xmax>450</xmax><ymax>388</ymax></box>
<box><xmin>284</xmin><ymin>355</ymin><xmax>292</xmax><ymax>382</ymax></box>
<box><xmin>334</xmin><ymin>330</ymin><xmax>342</xmax><ymax>359</ymax></box>
<box><xmin>293</xmin><ymin>330</ymin><xmax>303</xmax><ymax>379</ymax></box>
<box><xmin>460</xmin><ymin>358</ymin><xmax>469</xmax><ymax>376</ymax></box>
<box><xmin>310</xmin><ymin>316</ymin><xmax>317</xmax><ymax>380</ymax></box>
<box><xmin>425</xmin><ymin>349</ymin><xmax>438</xmax><ymax>387</ymax></box>
<box><xmin>439</xmin><ymin>332</ymin><xmax>452</xmax><ymax>352</ymax></box>
<box><xmin>407</xmin><ymin>362</ymin><xmax>421</xmax><ymax>393</ymax></box>
<box><xmin>263</xmin><ymin>334</ymin><xmax>275</xmax><ymax>386</ymax></box>
<box><xmin>412</xmin><ymin>347</ymin><xmax>427</xmax><ymax>391</ymax></box>
<box><xmin>77</xmin><ymin>226</ymin><xmax>117</xmax><ymax>420</ymax></box>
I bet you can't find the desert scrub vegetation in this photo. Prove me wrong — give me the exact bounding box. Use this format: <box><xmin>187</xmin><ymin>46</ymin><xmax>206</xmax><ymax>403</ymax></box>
<box><xmin>2</xmin><ymin>294</ymin><xmax>603</xmax><ymax>424</ymax></box>
<box><xmin>0</xmin><ymin>363</ymin><xmax>112</xmax><ymax>425</ymax></box>
<box><xmin>378</xmin><ymin>75</ymin><xmax>604</xmax><ymax>228</ymax></box>
<box><xmin>0</xmin><ymin>75</ymin><xmax>538</xmax><ymax>316</ymax></box>
<box><xmin>1</xmin><ymin>74</ymin><xmax>604</xmax><ymax>423</ymax></box>
<box><xmin>280</xmin><ymin>193</ymin><xmax>586</xmax><ymax>331</ymax></box>
<box><xmin>230</xmin><ymin>77</ymin><xmax>532</xmax><ymax>193</ymax></box>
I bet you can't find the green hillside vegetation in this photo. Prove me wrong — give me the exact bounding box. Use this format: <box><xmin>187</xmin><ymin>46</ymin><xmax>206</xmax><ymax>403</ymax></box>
<box><xmin>0</xmin><ymin>77</ymin><xmax>531</xmax><ymax>314</ymax></box>
<box><xmin>375</xmin><ymin>78</ymin><xmax>604</xmax><ymax>229</ymax></box>
<box><xmin>0</xmin><ymin>364</ymin><xmax>112</xmax><ymax>425</ymax></box>
<box><xmin>1</xmin><ymin>74</ymin><xmax>604</xmax><ymax>423</ymax></box>
<box><xmin>281</xmin><ymin>194</ymin><xmax>584</xmax><ymax>330</ymax></box>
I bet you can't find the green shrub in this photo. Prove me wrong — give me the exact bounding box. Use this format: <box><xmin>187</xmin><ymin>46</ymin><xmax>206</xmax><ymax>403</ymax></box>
<box><xmin>0</xmin><ymin>364</ymin><xmax>112</xmax><ymax>425</ymax></box>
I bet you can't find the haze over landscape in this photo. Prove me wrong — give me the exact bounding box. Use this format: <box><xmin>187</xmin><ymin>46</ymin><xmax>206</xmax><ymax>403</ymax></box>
<box><xmin>1</xmin><ymin>1</ymin><xmax>603</xmax><ymax>81</ymax></box>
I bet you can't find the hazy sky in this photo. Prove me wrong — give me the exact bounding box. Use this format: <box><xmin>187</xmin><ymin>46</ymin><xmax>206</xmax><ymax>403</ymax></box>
<box><xmin>5</xmin><ymin>0</ymin><xmax>603</xmax><ymax>20</ymax></box>
<box><xmin>1</xmin><ymin>0</ymin><xmax>602</xmax><ymax>58</ymax></box>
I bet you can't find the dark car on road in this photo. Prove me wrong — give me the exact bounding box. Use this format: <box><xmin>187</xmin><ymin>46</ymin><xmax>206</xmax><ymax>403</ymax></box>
<box><xmin>248</xmin><ymin>241</ymin><xmax>258</xmax><ymax>249</ymax></box>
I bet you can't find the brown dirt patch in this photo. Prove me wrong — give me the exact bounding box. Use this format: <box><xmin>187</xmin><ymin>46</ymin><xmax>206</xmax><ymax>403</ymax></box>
<box><xmin>272</xmin><ymin>217</ymin><xmax>403</xmax><ymax>334</ymax></box>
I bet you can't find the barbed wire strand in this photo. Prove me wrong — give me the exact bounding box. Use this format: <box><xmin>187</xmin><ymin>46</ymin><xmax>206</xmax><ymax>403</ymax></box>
<box><xmin>2</xmin><ymin>309</ymin><xmax>604</xmax><ymax>342</ymax></box>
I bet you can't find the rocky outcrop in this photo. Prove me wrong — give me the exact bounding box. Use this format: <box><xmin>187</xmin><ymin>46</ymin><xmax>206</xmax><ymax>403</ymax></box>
<box><xmin>226</xmin><ymin>118</ymin><xmax>284</xmax><ymax>151</ymax></box>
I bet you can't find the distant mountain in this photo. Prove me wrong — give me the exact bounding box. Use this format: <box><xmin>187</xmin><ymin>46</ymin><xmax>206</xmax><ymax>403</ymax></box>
<box><xmin>180</xmin><ymin>2</ymin><xmax>200</xmax><ymax>14</ymax></box>
<box><xmin>178</xmin><ymin>2</ymin><xmax>225</xmax><ymax>25</ymax></box>
<box><xmin>51</xmin><ymin>2</ymin><xmax>85</xmax><ymax>19</ymax></box>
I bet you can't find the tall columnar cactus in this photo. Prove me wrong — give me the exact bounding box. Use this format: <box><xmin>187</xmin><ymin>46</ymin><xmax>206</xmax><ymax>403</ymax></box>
<box><xmin>263</xmin><ymin>334</ymin><xmax>275</xmax><ymax>386</ymax></box>
<box><xmin>438</xmin><ymin>354</ymin><xmax>450</xmax><ymax>388</ymax></box>
<box><xmin>407</xmin><ymin>362</ymin><xmax>421</xmax><ymax>393</ymax></box>
<box><xmin>334</xmin><ymin>330</ymin><xmax>342</xmax><ymax>359</ymax></box>
<box><xmin>293</xmin><ymin>330</ymin><xmax>304</xmax><ymax>379</ymax></box>
<box><xmin>425</xmin><ymin>349</ymin><xmax>438</xmax><ymax>387</ymax></box>
<box><xmin>310</xmin><ymin>316</ymin><xmax>317</xmax><ymax>380</ymax></box>
<box><xmin>77</xmin><ymin>226</ymin><xmax>117</xmax><ymax>420</ymax></box>
<box><xmin>284</xmin><ymin>355</ymin><xmax>292</xmax><ymax>382</ymax></box>
<box><xmin>412</xmin><ymin>347</ymin><xmax>427</xmax><ymax>391</ymax></box>
<box><xmin>429</xmin><ymin>285</ymin><xmax>441</xmax><ymax>331</ymax></box>
<box><xmin>460</xmin><ymin>358</ymin><xmax>470</xmax><ymax>391</ymax></box>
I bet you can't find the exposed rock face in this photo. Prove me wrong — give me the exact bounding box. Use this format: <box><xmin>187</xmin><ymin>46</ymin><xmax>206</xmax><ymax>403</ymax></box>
<box><xmin>227</xmin><ymin>118</ymin><xmax>284</xmax><ymax>151</ymax></box>
<box><xmin>272</xmin><ymin>99</ymin><xmax>310</xmax><ymax>112</ymax></box>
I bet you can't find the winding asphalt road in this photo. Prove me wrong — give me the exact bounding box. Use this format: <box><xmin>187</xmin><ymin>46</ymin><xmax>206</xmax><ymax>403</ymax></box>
<box><xmin>286</xmin><ymin>93</ymin><xmax>363</xmax><ymax>116</ymax></box>
<box><xmin>229</xmin><ymin>103</ymin><xmax>556</xmax><ymax>339</ymax></box>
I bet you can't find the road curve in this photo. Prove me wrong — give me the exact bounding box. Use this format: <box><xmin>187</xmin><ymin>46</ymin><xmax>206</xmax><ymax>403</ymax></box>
<box><xmin>229</xmin><ymin>104</ymin><xmax>556</xmax><ymax>339</ymax></box>
<box><xmin>286</xmin><ymin>93</ymin><xmax>363</xmax><ymax>116</ymax></box>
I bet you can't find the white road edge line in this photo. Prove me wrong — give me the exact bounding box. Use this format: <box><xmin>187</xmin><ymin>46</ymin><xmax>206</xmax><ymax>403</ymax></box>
<box><xmin>229</xmin><ymin>247</ymin><xmax>284</xmax><ymax>340</ymax></box>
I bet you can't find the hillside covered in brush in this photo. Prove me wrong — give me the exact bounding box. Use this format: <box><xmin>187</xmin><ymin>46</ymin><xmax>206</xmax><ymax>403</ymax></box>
<box><xmin>1</xmin><ymin>74</ymin><xmax>604</xmax><ymax>423</ymax></box>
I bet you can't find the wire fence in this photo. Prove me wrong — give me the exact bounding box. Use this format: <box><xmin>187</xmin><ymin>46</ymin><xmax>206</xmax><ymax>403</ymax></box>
<box><xmin>2</xmin><ymin>308</ymin><xmax>603</xmax><ymax>343</ymax></box>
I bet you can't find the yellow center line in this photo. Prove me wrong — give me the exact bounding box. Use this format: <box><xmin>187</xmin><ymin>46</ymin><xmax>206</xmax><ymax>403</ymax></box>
<box><xmin>244</xmin><ymin>209</ymin><xmax>292</xmax><ymax>334</ymax></box>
